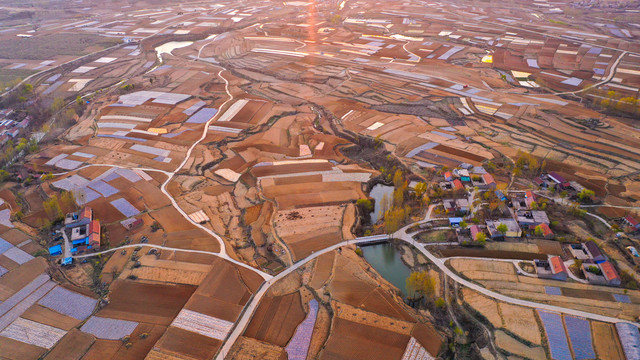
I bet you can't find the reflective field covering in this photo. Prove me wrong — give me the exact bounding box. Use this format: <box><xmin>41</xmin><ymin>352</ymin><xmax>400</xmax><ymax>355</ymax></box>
<box><xmin>537</xmin><ymin>310</ymin><xmax>571</xmax><ymax>360</ymax></box>
<box><xmin>564</xmin><ymin>316</ymin><xmax>595</xmax><ymax>360</ymax></box>
<box><xmin>285</xmin><ymin>299</ymin><xmax>319</xmax><ymax>360</ymax></box>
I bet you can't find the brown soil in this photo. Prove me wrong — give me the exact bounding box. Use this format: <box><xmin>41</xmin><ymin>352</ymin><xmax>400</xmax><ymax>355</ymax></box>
<box><xmin>592</xmin><ymin>321</ymin><xmax>625</xmax><ymax>360</ymax></box>
<box><xmin>244</xmin><ymin>204</ymin><xmax>263</xmax><ymax>225</ymax></box>
<box><xmin>225</xmin><ymin>336</ymin><xmax>287</xmax><ymax>360</ymax></box>
<box><xmin>111</xmin><ymin>323</ymin><xmax>167</xmax><ymax>360</ymax></box>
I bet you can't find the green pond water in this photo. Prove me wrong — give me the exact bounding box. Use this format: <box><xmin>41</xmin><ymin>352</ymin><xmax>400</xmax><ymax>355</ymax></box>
<box><xmin>361</xmin><ymin>242</ymin><xmax>411</xmax><ymax>297</ymax></box>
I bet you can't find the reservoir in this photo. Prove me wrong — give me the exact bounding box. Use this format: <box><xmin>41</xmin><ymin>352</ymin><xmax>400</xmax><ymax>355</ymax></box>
<box><xmin>361</xmin><ymin>242</ymin><xmax>411</xmax><ymax>297</ymax></box>
<box><xmin>155</xmin><ymin>41</ymin><xmax>193</xmax><ymax>62</ymax></box>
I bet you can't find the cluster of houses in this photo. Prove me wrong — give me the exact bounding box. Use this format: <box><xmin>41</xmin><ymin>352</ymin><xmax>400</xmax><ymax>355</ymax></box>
<box><xmin>439</xmin><ymin>164</ymin><xmax>496</xmax><ymax>193</ymax></box>
<box><xmin>452</xmin><ymin>188</ymin><xmax>554</xmax><ymax>243</ymax></box>
<box><xmin>622</xmin><ymin>214</ymin><xmax>640</xmax><ymax>233</ymax></box>
<box><xmin>435</xmin><ymin>165</ymin><xmax>628</xmax><ymax>287</ymax></box>
<box><xmin>533</xmin><ymin>171</ymin><xmax>585</xmax><ymax>193</ymax></box>
<box><xmin>0</xmin><ymin>109</ymin><xmax>30</xmax><ymax>146</ymax></box>
<box><xmin>527</xmin><ymin>240</ymin><xmax>621</xmax><ymax>286</ymax></box>
<box><xmin>48</xmin><ymin>207</ymin><xmax>101</xmax><ymax>264</ymax></box>
<box><xmin>569</xmin><ymin>240</ymin><xmax>621</xmax><ymax>286</ymax></box>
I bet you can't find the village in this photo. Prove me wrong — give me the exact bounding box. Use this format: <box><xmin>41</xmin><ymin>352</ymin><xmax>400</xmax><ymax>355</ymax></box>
<box><xmin>0</xmin><ymin>0</ymin><xmax>637</xmax><ymax>359</ymax></box>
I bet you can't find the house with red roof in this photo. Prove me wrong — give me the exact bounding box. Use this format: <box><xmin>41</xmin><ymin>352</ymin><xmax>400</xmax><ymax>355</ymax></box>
<box><xmin>452</xmin><ymin>179</ymin><xmax>464</xmax><ymax>191</ymax></box>
<box><xmin>623</xmin><ymin>215</ymin><xmax>640</xmax><ymax>231</ymax></box>
<box><xmin>444</xmin><ymin>171</ymin><xmax>453</xmax><ymax>181</ymax></box>
<box><xmin>535</xmin><ymin>256</ymin><xmax>567</xmax><ymax>281</ymax></box>
<box><xmin>600</xmin><ymin>261</ymin><xmax>621</xmax><ymax>286</ymax></box>
<box><xmin>469</xmin><ymin>225</ymin><xmax>483</xmax><ymax>241</ymax></box>
<box><xmin>537</xmin><ymin>223</ymin><xmax>554</xmax><ymax>239</ymax></box>
<box><xmin>525</xmin><ymin>191</ymin><xmax>536</xmax><ymax>208</ymax></box>
<box><xmin>472</xmin><ymin>173</ymin><xmax>497</xmax><ymax>189</ymax></box>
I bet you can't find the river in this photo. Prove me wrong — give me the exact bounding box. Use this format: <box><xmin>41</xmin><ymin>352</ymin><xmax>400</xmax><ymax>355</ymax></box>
<box><xmin>361</xmin><ymin>242</ymin><xmax>411</xmax><ymax>297</ymax></box>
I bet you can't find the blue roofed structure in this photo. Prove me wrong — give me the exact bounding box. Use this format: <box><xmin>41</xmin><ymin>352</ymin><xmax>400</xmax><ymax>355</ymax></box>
<box><xmin>48</xmin><ymin>245</ymin><xmax>62</xmax><ymax>256</ymax></box>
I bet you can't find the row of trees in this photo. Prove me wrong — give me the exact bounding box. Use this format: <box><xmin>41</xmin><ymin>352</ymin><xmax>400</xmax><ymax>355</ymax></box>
<box><xmin>383</xmin><ymin>170</ymin><xmax>410</xmax><ymax>233</ymax></box>
<box><xmin>590</xmin><ymin>89</ymin><xmax>639</xmax><ymax>115</ymax></box>
<box><xmin>513</xmin><ymin>151</ymin><xmax>547</xmax><ymax>178</ymax></box>
<box><xmin>43</xmin><ymin>191</ymin><xmax>76</xmax><ymax>222</ymax></box>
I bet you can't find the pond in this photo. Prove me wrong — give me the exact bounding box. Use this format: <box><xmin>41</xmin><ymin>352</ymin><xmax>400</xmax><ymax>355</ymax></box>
<box><xmin>361</xmin><ymin>242</ymin><xmax>411</xmax><ymax>297</ymax></box>
<box><xmin>369</xmin><ymin>184</ymin><xmax>394</xmax><ymax>223</ymax></box>
<box><xmin>155</xmin><ymin>41</ymin><xmax>193</xmax><ymax>62</ymax></box>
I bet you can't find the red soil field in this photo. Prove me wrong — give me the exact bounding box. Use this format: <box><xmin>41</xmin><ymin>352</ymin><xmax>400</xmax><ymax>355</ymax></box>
<box><xmin>43</xmin><ymin>329</ymin><xmax>94</xmax><ymax>360</ymax></box>
<box><xmin>22</xmin><ymin>304</ymin><xmax>82</xmax><ymax>331</ymax></box>
<box><xmin>432</xmin><ymin>144</ymin><xmax>486</xmax><ymax>163</ymax></box>
<box><xmin>320</xmin><ymin>318</ymin><xmax>410</xmax><ymax>360</ymax></box>
<box><xmin>412</xmin><ymin>323</ymin><xmax>443</xmax><ymax>356</ymax></box>
<box><xmin>81</xmin><ymin>339</ymin><xmax>122</xmax><ymax>360</ymax></box>
<box><xmin>251</xmin><ymin>162</ymin><xmax>333</xmax><ymax>178</ymax></box>
<box><xmin>289</xmin><ymin>232</ymin><xmax>342</xmax><ymax>261</ymax></box>
<box><xmin>155</xmin><ymin>326</ymin><xmax>221</xmax><ymax>360</ymax></box>
<box><xmin>110</xmin><ymin>323</ymin><xmax>167</xmax><ymax>360</ymax></box>
<box><xmin>360</xmin><ymin>289</ymin><xmax>414</xmax><ymax>322</ymax></box>
<box><xmin>98</xmin><ymin>280</ymin><xmax>196</xmax><ymax>325</ymax></box>
<box><xmin>310</xmin><ymin>252</ymin><xmax>335</xmax><ymax>289</ymax></box>
<box><xmin>244</xmin><ymin>292</ymin><xmax>306</xmax><ymax>346</ymax></box>
<box><xmin>0</xmin><ymin>336</ymin><xmax>46</xmax><ymax>360</ymax></box>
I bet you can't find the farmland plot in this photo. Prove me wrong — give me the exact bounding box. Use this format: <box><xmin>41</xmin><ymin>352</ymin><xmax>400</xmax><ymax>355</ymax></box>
<box><xmin>80</xmin><ymin>316</ymin><xmax>138</xmax><ymax>340</ymax></box>
<box><xmin>38</xmin><ymin>286</ymin><xmax>97</xmax><ymax>320</ymax></box>
<box><xmin>0</xmin><ymin>317</ymin><xmax>66</xmax><ymax>349</ymax></box>
<box><xmin>285</xmin><ymin>299</ymin><xmax>319</xmax><ymax>360</ymax></box>
<box><xmin>171</xmin><ymin>309</ymin><xmax>234</xmax><ymax>340</ymax></box>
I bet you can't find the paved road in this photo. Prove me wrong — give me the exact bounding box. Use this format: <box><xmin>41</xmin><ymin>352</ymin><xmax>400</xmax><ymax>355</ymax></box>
<box><xmin>581</xmin><ymin>204</ymin><xmax>640</xmax><ymax>210</ymax></box>
<box><xmin>73</xmin><ymin>243</ymin><xmax>271</xmax><ymax>280</ymax></box>
<box><xmin>215</xmin><ymin>235</ymin><xmax>389</xmax><ymax>359</ymax></box>
<box><xmin>53</xmin><ymin>59</ymin><xmax>273</xmax><ymax>280</ymax></box>
<box><xmin>393</xmin><ymin>225</ymin><xmax>638</xmax><ymax>327</ymax></box>
<box><xmin>551</xmin><ymin>51</ymin><xmax>628</xmax><ymax>96</ymax></box>
<box><xmin>585</xmin><ymin>212</ymin><xmax>612</xmax><ymax>229</ymax></box>
<box><xmin>216</xmin><ymin>229</ymin><xmax>639</xmax><ymax>359</ymax></box>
